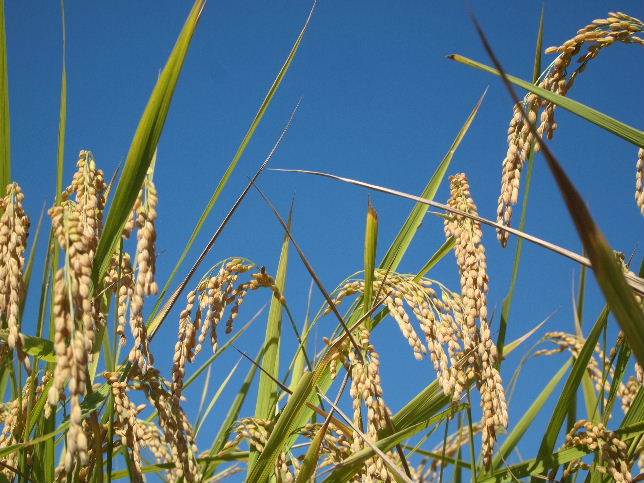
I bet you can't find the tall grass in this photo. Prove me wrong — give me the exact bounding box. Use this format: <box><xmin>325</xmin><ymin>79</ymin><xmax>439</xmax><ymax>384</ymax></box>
<box><xmin>0</xmin><ymin>3</ymin><xmax>643</xmax><ymax>482</ymax></box>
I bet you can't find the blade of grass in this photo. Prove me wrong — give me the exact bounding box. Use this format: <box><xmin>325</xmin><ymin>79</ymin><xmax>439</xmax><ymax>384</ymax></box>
<box><xmin>363</xmin><ymin>201</ymin><xmax>378</xmax><ymax>329</ymax></box>
<box><xmin>380</xmin><ymin>89</ymin><xmax>486</xmax><ymax>271</ymax></box>
<box><xmin>470</xmin><ymin>15</ymin><xmax>644</xmax><ymax>370</ymax></box>
<box><xmin>246</xmin><ymin>371</ymin><xmax>315</xmax><ymax>483</ymax></box>
<box><xmin>289</xmin><ymin>292</ymin><xmax>311</xmax><ymax>391</ymax></box>
<box><xmin>0</xmin><ymin>0</ymin><xmax>10</xmax><ymax>194</ymax></box>
<box><xmin>414</xmin><ymin>236</ymin><xmax>455</xmax><ymax>281</ymax></box>
<box><xmin>273</xmin><ymin>168</ymin><xmax>644</xmax><ymax>297</ymax></box>
<box><xmin>151</xmin><ymin>2</ymin><xmax>316</xmax><ymax>317</ymax></box>
<box><xmin>21</xmin><ymin>204</ymin><xmax>45</xmax><ymax>314</ymax></box>
<box><xmin>447</xmin><ymin>54</ymin><xmax>644</xmax><ymax>148</ymax></box>
<box><xmin>92</xmin><ymin>0</ymin><xmax>206</xmax><ymax>285</ymax></box>
<box><xmin>250</xmin><ymin>208</ymin><xmax>292</xmax><ymax>470</ymax></box>
<box><xmin>56</xmin><ymin>0</ymin><xmax>66</xmax><ymax>200</ymax></box>
<box><xmin>295</xmin><ymin>373</ymin><xmax>350</xmax><ymax>483</ymax></box>
<box><xmin>255</xmin><ymin>209</ymin><xmax>291</xmax><ymax>419</ymax></box>
<box><xmin>465</xmin><ymin>390</ymin><xmax>478</xmax><ymax>482</ymax></box>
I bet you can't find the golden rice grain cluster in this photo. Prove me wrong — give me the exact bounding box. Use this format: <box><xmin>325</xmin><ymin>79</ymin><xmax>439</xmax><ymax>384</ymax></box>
<box><xmin>0</xmin><ymin>371</ymin><xmax>49</xmax><ymax>479</ymax></box>
<box><xmin>0</xmin><ymin>182</ymin><xmax>29</xmax><ymax>365</ymax></box>
<box><xmin>172</xmin><ymin>259</ymin><xmax>284</xmax><ymax>401</ymax></box>
<box><xmin>348</xmin><ymin>330</ymin><xmax>398</xmax><ymax>481</ymax></box>
<box><xmin>497</xmin><ymin>12</ymin><xmax>644</xmax><ymax>245</ymax></box>
<box><xmin>444</xmin><ymin>173</ymin><xmax>507</xmax><ymax>468</ymax></box>
<box><xmin>128</xmin><ymin>172</ymin><xmax>159</xmax><ymax>373</ymax></box>
<box><xmin>47</xmin><ymin>150</ymin><xmax>107</xmax><ymax>471</ymax></box>
<box><xmin>328</xmin><ymin>230</ymin><xmax>507</xmax><ymax>472</ymax></box>
<box><xmin>562</xmin><ymin>419</ymin><xmax>632</xmax><ymax>482</ymax></box>
<box><xmin>535</xmin><ymin>331</ymin><xmax>643</xmax><ymax>416</ymax></box>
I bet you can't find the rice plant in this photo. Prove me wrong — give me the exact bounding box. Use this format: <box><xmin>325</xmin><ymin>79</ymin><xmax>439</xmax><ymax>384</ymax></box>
<box><xmin>1</xmin><ymin>2</ymin><xmax>643</xmax><ymax>482</ymax></box>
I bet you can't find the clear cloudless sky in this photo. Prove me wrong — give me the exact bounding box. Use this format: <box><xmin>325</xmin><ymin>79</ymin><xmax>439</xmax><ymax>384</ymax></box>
<box><xmin>4</xmin><ymin>1</ymin><xmax>643</xmax><ymax>479</ymax></box>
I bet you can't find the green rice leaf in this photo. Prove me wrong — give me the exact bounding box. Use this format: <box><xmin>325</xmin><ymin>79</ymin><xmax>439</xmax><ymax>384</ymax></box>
<box><xmin>0</xmin><ymin>331</ymin><xmax>55</xmax><ymax>362</ymax></box>
<box><xmin>448</xmin><ymin>54</ymin><xmax>644</xmax><ymax>148</ymax></box>
<box><xmin>92</xmin><ymin>0</ymin><xmax>205</xmax><ymax>284</ymax></box>
<box><xmin>295</xmin><ymin>418</ymin><xmax>329</xmax><ymax>483</ymax></box>
<box><xmin>56</xmin><ymin>0</ymin><xmax>66</xmax><ymax>201</ymax></box>
<box><xmin>363</xmin><ymin>201</ymin><xmax>378</xmax><ymax>328</ymax></box>
<box><xmin>0</xmin><ymin>0</ymin><xmax>10</xmax><ymax>194</ymax></box>
<box><xmin>537</xmin><ymin>136</ymin><xmax>644</xmax><ymax>368</ymax></box>
<box><xmin>255</xmin><ymin>213</ymin><xmax>291</xmax><ymax>421</ymax></box>
<box><xmin>151</xmin><ymin>3</ymin><xmax>316</xmax><ymax>314</ymax></box>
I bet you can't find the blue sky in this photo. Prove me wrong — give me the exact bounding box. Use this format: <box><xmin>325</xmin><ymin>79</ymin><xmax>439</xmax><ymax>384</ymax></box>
<box><xmin>5</xmin><ymin>1</ymin><xmax>643</xmax><ymax>479</ymax></box>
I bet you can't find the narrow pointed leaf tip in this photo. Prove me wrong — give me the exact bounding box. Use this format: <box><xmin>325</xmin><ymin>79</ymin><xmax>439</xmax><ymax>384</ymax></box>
<box><xmin>93</xmin><ymin>0</ymin><xmax>206</xmax><ymax>284</ymax></box>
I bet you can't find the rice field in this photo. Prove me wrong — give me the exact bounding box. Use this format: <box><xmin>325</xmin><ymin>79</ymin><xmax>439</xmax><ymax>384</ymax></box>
<box><xmin>0</xmin><ymin>2</ymin><xmax>643</xmax><ymax>482</ymax></box>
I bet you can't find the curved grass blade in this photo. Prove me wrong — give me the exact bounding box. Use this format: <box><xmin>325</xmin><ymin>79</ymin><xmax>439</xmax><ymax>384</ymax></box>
<box><xmin>363</xmin><ymin>201</ymin><xmax>378</xmax><ymax>328</ymax></box>
<box><xmin>414</xmin><ymin>236</ymin><xmax>454</xmax><ymax>281</ymax></box>
<box><xmin>250</xmin><ymin>210</ymin><xmax>293</xmax><ymax>470</ymax></box>
<box><xmin>296</xmin><ymin>373</ymin><xmax>349</xmax><ymax>483</ymax></box>
<box><xmin>448</xmin><ymin>54</ymin><xmax>644</xmax><ymax>148</ymax></box>
<box><xmin>56</xmin><ymin>0</ymin><xmax>66</xmax><ymax>200</ymax></box>
<box><xmin>0</xmin><ymin>0</ymin><xmax>10</xmax><ymax>194</ymax></box>
<box><xmin>151</xmin><ymin>2</ymin><xmax>316</xmax><ymax>316</ymax></box>
<box><xmin>0</xmin><ymin>331</ymin><xmax>55</xmax><ymax>362</ymax></box>
<box><xmin>380</xmin><ymin>89</ymin><xmax>486</xmax><ymax>271</ymax></box>
<box><xmin>255</xmin><ymin>209</ymin><xmax>291</xmax><ymax>421</ymax></box>
<box><xmin>92</xmin><ymin>0</ymin><xmax>206</xmax><ymax>284</ymax></box>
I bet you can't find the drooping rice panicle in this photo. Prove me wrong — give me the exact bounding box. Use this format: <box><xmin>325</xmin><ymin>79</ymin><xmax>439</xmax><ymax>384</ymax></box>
<box><xmin>497</xmin><ymin>13</ymin><xmax>644</xmax><ymax>244</ymax></box>
<box><xmin>171</xmin><ymin>259</ymin><xmax>284</xmax><ymax>401</ymax></box>
<box><xmin>128</xmin><ymin>172</ymin><xmax>159</xmax><ymax>373</ymax></box>
<box><xmin>0</xmin><ymin>182</ymin><xmax>30</xmax><ymax>365</ymax></box>
<box><xmin>105</xmin><ymin>371</ymin><xmax>146</xmax><ymax>482</ymax></box>
<box><xmin>347</xmin><ymin>330</ymin><xmax>397</xmax><ymax>481</ymax></box>
<box><xmin>47</xmin><ymin>150</ymin><xmax>106</xmax><ymax>472</ymax></box>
